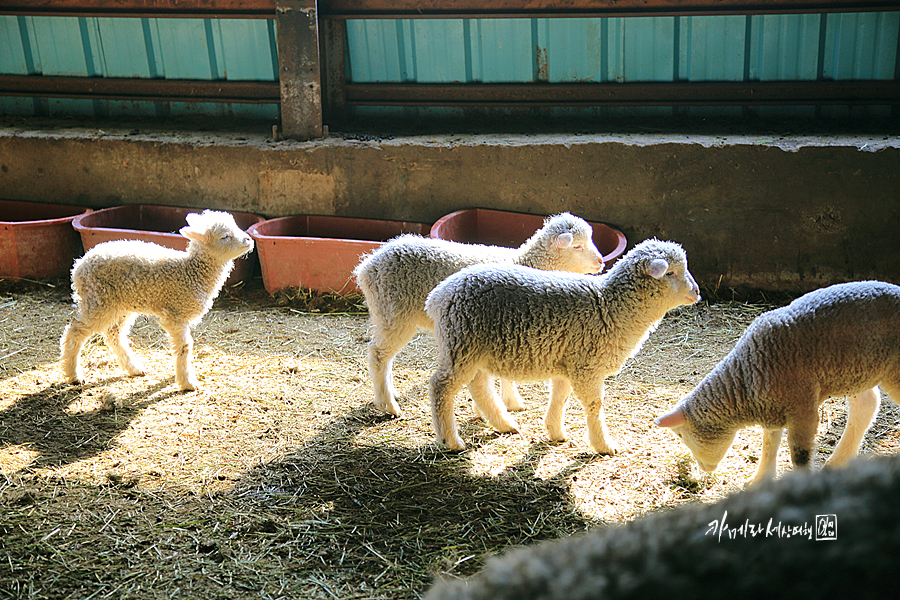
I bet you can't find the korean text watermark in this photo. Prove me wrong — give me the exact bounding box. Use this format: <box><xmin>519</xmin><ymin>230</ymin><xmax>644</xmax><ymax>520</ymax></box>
<box><xmin>705</xmin><ymin>511</ymin><xmax>837</xmax><ymax>542</ymax></box>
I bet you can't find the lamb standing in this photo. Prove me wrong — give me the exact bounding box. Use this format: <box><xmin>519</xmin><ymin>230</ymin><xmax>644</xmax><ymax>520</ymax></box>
<box><xmin>425</xmin><ymin>239</ymin><xmax>700</xmax><ymax>453</ymax></box>
<box><xmin>655</xmin><ymin>280</ymin><xmax>900</xmax><ymax>485</ymax></box>
<box><xmin>353</xmin><ymin>213</ymin><xmax>604</xmax><ymax>417</ymax></box>
<box><xmin>60</xmin><ymin>210</ymin><xmax>254</xmax><ymax>391</ymax></box>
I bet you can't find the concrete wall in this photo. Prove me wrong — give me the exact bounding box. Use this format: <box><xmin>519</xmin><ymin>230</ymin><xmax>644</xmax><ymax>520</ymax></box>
<box><xmin>1</xmin><ymin>124</ymin><xmax>898</xmax><ymax>294</ymax></box>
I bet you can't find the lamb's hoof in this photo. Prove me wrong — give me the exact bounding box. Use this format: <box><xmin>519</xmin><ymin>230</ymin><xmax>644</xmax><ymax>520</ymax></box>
<box><xmin>547</xmin><ymin>429</ymin><xmax>568</xmax><ymax>443</ymax></box>
<box><xmin>374</xmin><ymin>399</ymin><xmax>403</xmax><ymax>418</ymax></box>
<box><xmin>746</xmin><ymin>473</ymin><xmax>773</xmax><ymax>487</ymax></box>
<box><xmin>126</xmin><ymin>368</ymin><xmax>145</xmax><ymax>377</ymax></box>
<box><xmin>178</xmin><ymin>379</ymin><xmax>199</xmax><ymax>392</ymax></box>
<box><xmin>441</xmin><ymin>435</ymin><xmax>467</xmax><ymax>452</ymax></box>
<box><xmin>503</xmin><ymin>396</ymin><xmax>526</xmax><ymax>412</ymax></box>
<box><xmin>495</xmin><ymin>420</ymin><xmax>520</xmax><ymax>434</ymax></box>
<box><xmin>592</xmin><ymin>442</ymin><xmax>620</xmax><ymax>456</ymax></box>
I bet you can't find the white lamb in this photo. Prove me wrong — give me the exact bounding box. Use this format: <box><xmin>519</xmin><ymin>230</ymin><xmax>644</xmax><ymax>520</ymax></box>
<box><xmin>424</xmin><ymin>239</ymin><xmax>700</xmax><ymax>453</ymax></box>
<box><xmin>59</xmin><ymin>210</ymin><xmax>254</xmax><ymax>391</ymax></box>
<box><xmin>655</xmin><ymin>280</ymin><xmax>900</xmax><ymax>485</ymax></box>
<box><xmin>353</xmin><ymin>213</ymin><xmax>604</xmax><ymax>417</ymax></box>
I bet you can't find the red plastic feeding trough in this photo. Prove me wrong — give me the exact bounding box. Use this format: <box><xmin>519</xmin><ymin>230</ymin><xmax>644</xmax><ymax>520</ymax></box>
<box><xmin>72</xmin><ymin>205</ymin><xmax>264</xmax><ymax>287</ymax></box>
<box><xmin>0</xmin><ymin>200</ymin><xmax>91</xmax><ymax>280</ymax></box>
<box><xmin>430</xmin><ymin>208</ymin><xmax>627</xmax><ymax>264</ymax></box>
<box><xmin>248</xmin><ymin>215</ymin><xmax>430</xmax><ymax>295</ymax></box>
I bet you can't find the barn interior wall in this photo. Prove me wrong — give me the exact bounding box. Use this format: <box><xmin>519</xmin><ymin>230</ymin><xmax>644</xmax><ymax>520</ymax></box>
<box><xmin>1</xmin><ymin>122</ymin><xmax>897</xmax><ymax>294</ymax></box>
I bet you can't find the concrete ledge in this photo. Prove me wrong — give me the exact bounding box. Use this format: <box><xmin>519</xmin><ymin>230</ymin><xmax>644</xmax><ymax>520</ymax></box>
<box><xmin>1</xmin><ymin>120</ymin><xmax>898</xmax><ymax>293</ymax></box>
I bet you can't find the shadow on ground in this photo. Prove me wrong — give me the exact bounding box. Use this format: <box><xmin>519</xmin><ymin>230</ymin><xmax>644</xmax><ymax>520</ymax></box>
<box><xmin>1</xmin><ymin>404</ymin><xmax>603</xmax><ymax>599</ymax></box>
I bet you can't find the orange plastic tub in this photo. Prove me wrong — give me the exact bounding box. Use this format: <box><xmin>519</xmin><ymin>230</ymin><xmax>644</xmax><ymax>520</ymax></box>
<box><xmin>73</xmin><ymin>205</ymin><xmax>264</xmax><ymax>287</ymax></box>
<box><xmin>430</xmin><ymin>208</ymin><xmax>627</xmax><ymax>264</ymax></box>
<box><xmin>0</xmin><ymin>200</ymin><xmax>91</xmax><ymax>280</ymax></box>
<box><xmin>248</xmin><ymin>215</ymin><xmax>430</xmax><ymax>295</ymax></box>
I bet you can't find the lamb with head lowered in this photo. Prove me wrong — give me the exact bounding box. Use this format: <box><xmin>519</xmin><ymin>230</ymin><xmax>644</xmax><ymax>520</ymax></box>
<box><xmin>424</xmin><ymin>238</ymin><xmax>700</xmax><ymax>452</ymax></box>
<box><xmin>655</xmin><ymin>280</ymin><xmax>900</xmax><ymax>485</ymax></box>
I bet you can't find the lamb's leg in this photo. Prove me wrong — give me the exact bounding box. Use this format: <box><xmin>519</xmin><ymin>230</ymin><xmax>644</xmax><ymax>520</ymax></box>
<box><xmin>162</xmin><ymin>320</ymin><xmax>198</xmax><ymax>391</ymax></box>
<box><xmin>367</xmin><ymin>320</ymin><xmax>417</xmax><ymax>417</ymax></box>
<box><xmin>573</xmin><ymin>379</ymin><xmax>618</xmax><ymax>455</ymax></box>
<box><xmin>469</xmin><ymin>370</ymin><xmax>518</xmax><ymax>434</ymax></box>
<box><xmin>60</xmin><ymin>318</ymin><xmax>93</xmax><ymax>383</ymax></box>
<box><xmin>500</xmin><ymin>379</ymin><xmax>526</xmax><ymax>411</ymax></box>
<box><xmin>787</xmin><ymin>414</ymin><xmax>819</xmax><ymax>470</ymax></box>
<box><xmin>429</xmin><ymin>366</ymin><xmax>469</xmax><ymax>451</ymax></box>
<box><xmin>827</xmin><ymin>387</ymin><xmax>880</xmax><ymax>468</ymax></box>
<box><xmin>104</xmin><ymin>314</ymin><xmax>144</xmax><ymax>377</ymax></box>
<box><xmin>748</xmin><ymin>428</ymin><xmax>783</xmax><ymax>486</ymax></box>
<box><xmin>544</xmin><ymin>378</ymin><xmax>572</xmax><ymax>442</ymax></box>
<box><xmin>884</xmin><ymin>381</ymin><xmax>900</xmax><ymax>405</ymax></box>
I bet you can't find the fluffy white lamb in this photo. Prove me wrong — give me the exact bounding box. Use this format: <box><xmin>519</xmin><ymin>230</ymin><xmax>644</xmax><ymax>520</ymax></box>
<box><xmin>424</xmin><ymin>239</ymin><xmax>700</xmax><ymax>453</ymax></box>
<box><xmin>656</xmin><ymin>280</ymin><xmax>900</xmax><ymax>485</ymax></box>
<box><xmin>426</xmin><ymin>452</ymin><xmax>900</xmax><ymax>600</ymax></box>
<box><xmin>353</xmin><ymin>213</ymin><xmax>604</xmax><ymax>417</ymax></box>
<box><xmin>59</xmin><ymin>210</ymin><xmax>254</xmax><ymax>391</ymax></box>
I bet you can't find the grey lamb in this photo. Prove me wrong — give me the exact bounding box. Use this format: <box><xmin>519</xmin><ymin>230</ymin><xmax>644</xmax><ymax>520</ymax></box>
<box><xmin>424</xmin><ymin>239</ymin><xmax>700</xmax><ymax>453</ymax></box>
<box><xmin>427</xmin><ymin>452</ymin><xmax>900</xmax><ymax>600</ymax></box>
<box><xmin>60</xmin><ymin>210</ymin><xmax>254</xmax><ymax>391</ymax></box>
<box><xmin>656</xmin><ymin>280</ymin><xmax>900</xmax><ymax>485</ymax></box>
<box><xmin>353</xmin><ymin>212</ymin><xmax>604</xmax><ymax>417</ymax></box>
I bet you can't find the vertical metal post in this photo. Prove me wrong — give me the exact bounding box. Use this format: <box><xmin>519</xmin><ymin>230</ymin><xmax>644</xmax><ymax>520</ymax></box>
<box><xmin>276</xmin><ymin>0</ymin><xmax>323</xmax><ymax>140</ymax></box>
<box><xmin>321</xmin><ymin>18</ymin><xmax>347</xmax><ymax>126</ymax></box>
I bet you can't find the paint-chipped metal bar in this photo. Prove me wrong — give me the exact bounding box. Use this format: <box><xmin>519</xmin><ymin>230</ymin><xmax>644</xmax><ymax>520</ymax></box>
<box><xmin>0</xmin><ymin>0</ymin><xmax>895</xmax><ymax>19</ymax></box>
<box><xmin>276</xmin><ymin>0</ymin><xmax>323</xmax><ymax>140</ymax></box>
<box><xmin>319</xmin><ymin>0</ymin><xmax>900</xmax><ymax>19</ymax></box>
<box><xmin>0</xmin><ymin>75</ymin><xmax>281</xmax><ymax>103</ymax></box>
<box><xmin>0</xmin><ymin>0</ymin><xmax>277</xmax><ymax>18</ymax></box>
<box><xmin>344</xmin><ymin>81</ymin><xmax>900</xmax><ymax>106</ymax></box>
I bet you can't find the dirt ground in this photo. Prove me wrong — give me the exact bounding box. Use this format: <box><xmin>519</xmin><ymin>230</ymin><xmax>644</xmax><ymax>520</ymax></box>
<box><xmin>2</xmin><ymin>278</ymin><xmax>899</xmax><ymax>600</ymax></box>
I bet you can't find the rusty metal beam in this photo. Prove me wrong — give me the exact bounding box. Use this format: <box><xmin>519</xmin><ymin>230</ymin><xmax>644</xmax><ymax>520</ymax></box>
<box><xmin>0</xmin><ymin>0</ymin><xmax>277</xmax><ymax>18</ymax></box>
<box><xmin>319</xmin><ymin>0</ymin><xmax>900</xmax><ymax>19</ymax></box>
<box><xmin>2</xmin><ymin>0</ymin><xmax>895</xmax><ymax>19</ymax></box>
<box><xmin>344</xmin><ymin>81</ymin><xmax>900</xmax><ymax>106</ymax></box>
<box><xmin>0</xmin><ymin>74</ymin><xmax>280</xmax><ymax>103</ymax></box>
<box><xmin>276</xmin><ymin>0</ymin><xmax>323</xmax><ymax>140</ymax></box>
<box><xmin>4</xmin><ymin>76</ymin><xmax>897</xmax><ymax>109</ymax></box>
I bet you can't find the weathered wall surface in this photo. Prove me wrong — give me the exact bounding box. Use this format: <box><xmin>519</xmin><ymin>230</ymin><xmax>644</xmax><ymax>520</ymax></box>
<box><xmin>1</xmin><ymin>124</ymin><xmax>898</xmax><ymax>294</ymax></box>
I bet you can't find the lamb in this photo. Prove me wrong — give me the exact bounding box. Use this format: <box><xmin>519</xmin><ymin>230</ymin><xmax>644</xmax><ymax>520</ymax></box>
<box><xmin>424</xmin><ymin>238</ymin><xmax>700</xmax><ymax>453</ymax></box>
<box><xmin>59</xmin><ymin>210</ymin><xmax>254</xmax><ymax>391</ymax></box>
<box><xmin>655</xmin><ymin>280</ymin><xmax>900</xmax><ymax>485</ymax></box>
<box><xmin>353</xmin><ymin>212</ymin><xmax>604</xmax><ymax>417</ymax></box>
<box><xmin>426</xmin><ymin>452</ymin><xmax>900</xmax><ymax>600</ymax></box>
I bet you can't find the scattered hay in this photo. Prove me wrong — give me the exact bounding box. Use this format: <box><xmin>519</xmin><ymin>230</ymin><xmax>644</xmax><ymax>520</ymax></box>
<box><xmin>1</xmin><ymin>278</ymin><xmax>898</xmax><ymax>599</ymax></box>
<box><xmin>271</xmin><ymin>286</ymin><xmax>368</xmax><ymax>315</ymax></box>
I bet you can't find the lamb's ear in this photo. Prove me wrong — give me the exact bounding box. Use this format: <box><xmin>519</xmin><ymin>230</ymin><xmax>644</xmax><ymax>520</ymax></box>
<box><xmin>180</xmin><ymin>225</ymin><xmax>205</xmax><ymax>241</ymax></box>
<box><xmin>554</xmin><ymin>232</ymin><xmax>574</xmax><ymax>249</ymax></box>
<box><xmin>654</xmin><ymin>407</ymin><xmax>686</xmax><ymax>428</ymax></box>
<box><xmin>646</xmin><ymin>258</ymin><xmax>669</xmax><ymax>279</ymax></box>
<box><xmin>184</xmin><ymin>212</ymin><xmax>204</xmax><ymax>229</ymax></box>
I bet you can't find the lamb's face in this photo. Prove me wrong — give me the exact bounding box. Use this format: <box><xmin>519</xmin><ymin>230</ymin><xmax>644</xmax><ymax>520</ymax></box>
<box><xmin>553</xmin><ymin>230</ymin><xmax>604</xmax><ymax>275</ymax></box>
<box><xmin>206</xmin><ymin>220</ymin><xmax>255</xmax><ymax>261</ymax></box>
<box><xmin>671</xmin><ymin>422</ymin><xmax>735</xmax><ymax>473</ymax></box>
<box><xmin>645</xmin><ymin>255</ymin><xmax>701</xmax><ymax>310</ymax></box>
<box><xmin>182</xmin><ymin>213</ymin><xmax>254</xmax><ymax>262</ymax></box>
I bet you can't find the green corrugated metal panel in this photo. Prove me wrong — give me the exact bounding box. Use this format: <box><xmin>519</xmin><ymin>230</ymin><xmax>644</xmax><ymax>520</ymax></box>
<box><xmin>0</xmin><ymin>12</ymin><xmax>898</xmax><ymax>119</ymax></box>
<box><xmin>346</xmin><ymin>12</ymin><xmax>898</xmax><ymax>118</ymax></box>
<box><xmin>0</xmin><ymin>15</ymin><xmax>278</xmax><ymax>119</ymax></box>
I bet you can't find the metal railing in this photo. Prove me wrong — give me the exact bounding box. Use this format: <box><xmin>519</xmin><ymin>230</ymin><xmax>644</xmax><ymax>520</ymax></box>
<box><xmin>1</xmin><ymin>0</ymin><xmax>898</xmax><ymax>140</ymax></box>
